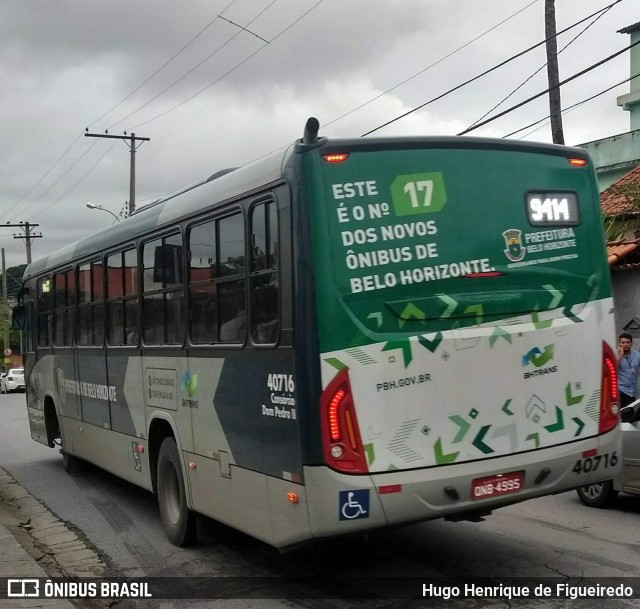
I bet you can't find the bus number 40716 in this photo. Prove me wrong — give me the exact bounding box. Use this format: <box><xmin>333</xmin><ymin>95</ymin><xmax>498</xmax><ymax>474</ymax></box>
<box><xmin>267</xmin><ymin>374</ymin><xmax>295</xmax><ymax>393</ymax></box>
<box><xmin>572</xmin><ymin>452</ymin><xmax>618</xmax><ymax>474</ymax></box>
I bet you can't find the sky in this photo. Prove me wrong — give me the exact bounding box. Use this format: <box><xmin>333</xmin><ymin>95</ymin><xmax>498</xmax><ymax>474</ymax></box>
<box><xmin>0</xmin><ymin>0</ymin><xmax>637</xmax><ymax>269</ymax></box>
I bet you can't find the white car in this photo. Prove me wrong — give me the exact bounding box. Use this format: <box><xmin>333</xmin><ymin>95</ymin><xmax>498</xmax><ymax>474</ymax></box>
<box><xmin>1</xmin><ymin>368</ymin><xmax>25</xmax><ymax>393</ymax></box>
<box><xmin>576</xmin><ymin>399</ymin><xmax>640</xmax><ymax>507</ymax></box>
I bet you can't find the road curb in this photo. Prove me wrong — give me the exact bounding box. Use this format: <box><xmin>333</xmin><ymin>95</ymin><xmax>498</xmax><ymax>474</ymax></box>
<box><xmin>0</xmin><ymin>466</ymin><xmax>115</xmax><ymax>607</ymax></box>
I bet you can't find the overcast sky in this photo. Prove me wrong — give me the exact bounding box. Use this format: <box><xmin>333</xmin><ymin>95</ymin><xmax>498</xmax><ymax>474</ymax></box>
<box><xmin>0</xmin><ymin>0</ymin><xmax>637</xmax><ymax>269</ymax></box>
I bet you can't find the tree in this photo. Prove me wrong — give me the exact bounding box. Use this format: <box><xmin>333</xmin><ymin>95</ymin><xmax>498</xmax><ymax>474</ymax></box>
<box><xmin>603</xmin><ymin>183</ymin><xmax>640</xmax><ymax>241</ymax></box>
<box><xmin>0</xmin><ymin>302</ymin><xmax>21</xmax><ymax>353</ymax></box>
<box><xmin>3</xmin><ymin>264</ymin><xmax>27</xmax><ymax>302</ymax></box>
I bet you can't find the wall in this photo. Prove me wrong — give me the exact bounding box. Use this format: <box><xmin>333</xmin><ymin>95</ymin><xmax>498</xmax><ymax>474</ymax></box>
<box><xmin>580</xmin><ymin>130</ymin><xmax>640</xmax><ymax>191</ymax></box>
<box><xmin>612</xmin><ymin>269</ymin><xmax>640</xmax><ymax>338</ymax></box>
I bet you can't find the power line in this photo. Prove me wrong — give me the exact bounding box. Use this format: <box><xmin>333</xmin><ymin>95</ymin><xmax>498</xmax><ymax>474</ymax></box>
<box><xmin>131</xmin><ymin>3</ymin><xmax>538</xmax><ymax>207</ymax></box>
<box><xmin>2</xmin><ymin>223</ymin><xmax>43</xmax><ymax>265</ymax></box>
<box><xmin>127</xmin><ymin>0</ymin><xmax>325</xmax><ymax>131</ymax></box>
<box><xmin>323</xmin><ymin>0</ymin><xmax>540</xmax><ymax>132</ymax></box>
<box><xmin>31</xmin><ymin>142</ymin><xmax>118</xmax><ymax>220</ymax></box>
<box><xmin>458</xmin><ymin>37</ymin><xmax>640</xmax><ymax>136</ymax></box>
<box><xmin>8</xmin><ymin>2</ymin><xmax>239</xmax><ymax>220</ymax></box>
<box><xmin>107</xmin><ymin>0</ymin><xmax>280</xmax><ymax>131</ymax></box>
<box><xmin>218</xmin><ymin>15</ymin><xmax>270</xmax><ymax>43</ymax></box>
<box><xmin>12</xmin><ymin>1</ymin><xmax>324</xmax><ymax>222</ymax></box>
<box><xmin>5</xmin><ymin>133</ymin><xmax>84</xmax><ymax>218</ymax></box>
<box><xmin>6</xmin><ymin>139</ymin><xmax>100</xmax><ymax>221</ymax></box>
<box><xmin>465</xmin><ymin>3</ymin><xmax>614</xmax><ymax>131</ymax></box>
<box><xmin>361</xmin><ymin>0</ymin><xmax>624</xmax><ymax>137</ymax></box>
<box><xmin>503</xmin><ymin>69</ymin><xmax>640</xmax><ymax>139</ymax></box>
<box><xmin>88</xmin><ymin>1</ymin><xmax>238</xmax><ymax>129</ymax></box>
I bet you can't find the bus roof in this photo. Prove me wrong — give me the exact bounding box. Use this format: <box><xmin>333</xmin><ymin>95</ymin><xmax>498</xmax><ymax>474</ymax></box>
<box><xmin>24</xmin><ymin>142</ymin><xmax>297</xmax><ymax>279</ymax></box>
<box><xmin>23</xmin><ymin>131</ymin><xmax>590</xmax><ymax>280</ymax></box>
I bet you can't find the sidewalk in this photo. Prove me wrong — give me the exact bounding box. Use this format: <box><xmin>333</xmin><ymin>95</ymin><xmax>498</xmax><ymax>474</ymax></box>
<box><xmin>0</xmin><ymin>467</ymin><xmax>107</xmax><ymax>609</ymax></box>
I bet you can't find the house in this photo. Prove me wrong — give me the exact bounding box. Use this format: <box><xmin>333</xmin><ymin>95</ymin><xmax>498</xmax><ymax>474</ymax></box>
<box><xmin>580</xmin><ymin>21</ymin><xmax>640</xmax><ymax>191</ymax></box>
<box><xmin>601</xmin><ymin>163</ymin><xmax>640</xmax><ymax>335</ymax></box>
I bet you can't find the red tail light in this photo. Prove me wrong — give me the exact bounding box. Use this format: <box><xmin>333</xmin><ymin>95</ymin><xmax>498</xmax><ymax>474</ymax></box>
<box><xmin>600</xmin><ymin>341</ymin><xmax>620</xmax><ymax>434</ymax></box>
<box><xmin>322</xmin><ymin>153</ymin><xmax>349</xmax><ymax>163</ymax></box>
<box><xmin>320</xmin><ymin>368</ymin><xmax>368</xmax><ymax>473</ymax></box>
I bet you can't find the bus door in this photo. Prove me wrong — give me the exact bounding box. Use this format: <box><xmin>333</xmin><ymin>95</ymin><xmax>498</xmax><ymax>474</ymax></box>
<box><xmin>104</xmin><ymin>247</ymin><xmax>143</xmax><ymax>442</ymax></box>
<box><xmin>22</xmin><ymin>299</ymin><xmax>40</xmax><ymax>411</ymax></box>
<box><xmin>76</xmin><ymin>260</ymin><xmax>111</xmax><ymax>429</ymax></box>
<box><xmin>53</xmin><ymin>269</ymin><xmax>81</xmax><ymax>420</ymax></box>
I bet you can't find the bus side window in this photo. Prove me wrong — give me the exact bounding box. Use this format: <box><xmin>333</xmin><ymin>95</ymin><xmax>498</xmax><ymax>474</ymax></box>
<box><xmin>37</xmin><ymin>276</ymin><xmax>53</xmax><ymax>347</ymax></box>
<box><xmin>250</xmin><ymin>200</ymin><xmax>279</xmax><ymax>344</ymax></box>
<box><xmin>188</xmin><ymin>220</ymin><xmax>217</xmax><ymax>343</ymax></box>
<box><xmin>142</xmin><ymin>233</ymin><xmax>184</xmax><ymax>345</ymax></box>
<box><xmin>107</xmin><ymin>248</ymin><xmax>139</xmax><ymax>346</ymax></box>
<box><xmin>217</xmin><ymin>213</ymin><xmax>246</xmax><ymax>343</ymax></box>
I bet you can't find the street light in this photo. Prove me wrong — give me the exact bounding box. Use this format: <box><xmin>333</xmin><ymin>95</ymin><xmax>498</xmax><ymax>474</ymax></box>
<box><xmin>86</xmin><ymin>202</ymin><xmax>120</xmax><ymax>222</ymax></box>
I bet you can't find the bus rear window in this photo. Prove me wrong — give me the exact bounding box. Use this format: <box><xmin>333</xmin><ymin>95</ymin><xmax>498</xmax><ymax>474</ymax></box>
<box><xmin>309</xmin><ymin>146</ymin><xmax>602</xmax><ymax>335</ymax></box>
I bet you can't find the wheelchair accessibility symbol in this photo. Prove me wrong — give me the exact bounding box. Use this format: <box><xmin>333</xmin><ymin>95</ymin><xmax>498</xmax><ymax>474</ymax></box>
<box><xmin>339</xmin><ymin>489</ymin><xmax>370</xmax><ymax>521</ymax></box>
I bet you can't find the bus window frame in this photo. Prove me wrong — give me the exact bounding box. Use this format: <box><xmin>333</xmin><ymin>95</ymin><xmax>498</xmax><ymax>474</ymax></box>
<box><xmin>248</xmin><ymin>195</ymin><xmax>280</xmax><ymax>348</ymax></box>
<box><xmin>104</xmin><ymin>242</ymin><xmax>140</xmax><ymax>349</ymax></box>
<box><xmin>185</xmin><ymin>205</ymin><xmax>247</xmax><ymax>349</ymax></box>
<box><xmin>76</xmin><ymin>258</ymin><xmax>106</xmax><ymax>349</ymax></box>
<box><xmin>141</xmin><ymin>228</ymin><xmax>186</xmax><ymax>348</ymax></box>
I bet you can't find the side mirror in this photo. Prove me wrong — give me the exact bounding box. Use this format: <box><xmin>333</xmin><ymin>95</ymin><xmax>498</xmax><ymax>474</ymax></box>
<box><xmin>11</xmin><ymin>305</ymin><xmax>24</xmax><ymax>330</ymax></box>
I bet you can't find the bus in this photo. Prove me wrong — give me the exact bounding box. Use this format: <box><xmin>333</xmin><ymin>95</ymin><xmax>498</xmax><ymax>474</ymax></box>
<box><xmin>13</xmin><ymin>118</ymin><xmax>621</xmax><ymax>549</ymax></box>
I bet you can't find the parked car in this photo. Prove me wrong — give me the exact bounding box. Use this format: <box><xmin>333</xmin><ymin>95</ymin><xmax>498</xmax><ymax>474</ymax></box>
<box><xmin>0</xmin><ymin>368</ymin><xmax>25</xmax><ymax>393</ymax></box>
<box><xmin>576</xmin><ymin>399</ymin><xmax>640</xmax><ymax>507</ymax></box>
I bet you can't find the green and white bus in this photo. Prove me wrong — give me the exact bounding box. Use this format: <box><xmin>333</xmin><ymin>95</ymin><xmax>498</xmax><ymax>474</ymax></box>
<box><xmin>15</xmin><ymin>118</ymin><xmax>621</xmax><ymax>548</ymax></box>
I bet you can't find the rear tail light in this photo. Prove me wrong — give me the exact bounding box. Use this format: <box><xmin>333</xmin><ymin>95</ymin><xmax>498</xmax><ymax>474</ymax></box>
<box><xmin>322</xmin><ymin>153</ymin><xmax>349</xmax><ymax>163</ymax></box>
<box><xmin>600</xmin><ymin>341</ymin><xmax>620</xmax><ymax>434</ymax></box>
<box><xmin>320</xmin><ymin>368</ymin><xmax>368</xmax><ymax>473</ymax></box>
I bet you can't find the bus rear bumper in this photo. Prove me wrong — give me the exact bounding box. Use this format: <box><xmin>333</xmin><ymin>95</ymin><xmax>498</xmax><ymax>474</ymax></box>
<box><xmin>304</xmin><ymin>428</ymin><xmax>621</xmax><ymax>538</ymax></box>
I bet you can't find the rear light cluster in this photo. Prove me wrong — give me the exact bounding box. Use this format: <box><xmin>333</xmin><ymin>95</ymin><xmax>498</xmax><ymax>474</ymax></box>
<box><xmin>600</xmin><ymin>341</ymin><xmax>620</xmax><ymax>434</ymax></box>
<box><xmin>322</xmin><ymin>153</ymin><xmax>349</xmax><ymax>163</ymax></box>
<box><xmin>320</xmin><ymin>368</ymin><xmax>368</xmax><ymax>473</ymax></box>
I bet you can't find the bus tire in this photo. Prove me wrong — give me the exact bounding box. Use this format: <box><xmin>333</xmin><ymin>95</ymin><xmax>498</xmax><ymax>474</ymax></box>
<box><xmin>157</xmin><ymin>437</ymin><xmax>196</xmax><ymax>546</ymax></box>
<box><xmin>59</xmin><ymin>426</ymin><xmax>83</xmax><ymax>474</ymax></box>
<box><xmin>62</xmin><ymin>450</ymin><xmax>83</xmax><ymax>473</ymax></box>
<box><xmin>576</xmin><ymin>480</ymin><xmax>618</xmax><ymax>508</ymax></box>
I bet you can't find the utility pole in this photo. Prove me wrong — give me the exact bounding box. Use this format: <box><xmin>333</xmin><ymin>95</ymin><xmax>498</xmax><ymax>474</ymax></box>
<box><xmin>3</xmin><ymin>222</ymin><xmax>43</xmax><ymax>264</ymax></box>
<box><xmin>545</xmin><ymin>0</ymin><xmax>564</xmax><ymax>144</ymax></box>
<box><xmin>84</xmin><ymin>131</ymin><xmax>150</xmax><ymax>214</ymax></box>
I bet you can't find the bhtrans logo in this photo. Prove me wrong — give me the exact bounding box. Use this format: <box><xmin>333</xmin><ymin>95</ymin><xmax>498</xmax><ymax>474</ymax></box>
<box><xmin>180</xmin><ymin>371</ymin><xmax>199</xmax><ymax>409</ymax></box>
<box><xmin>522</xmin><ymin>345</ymin><xmax>558</xmax><ymax>379</ymax></box>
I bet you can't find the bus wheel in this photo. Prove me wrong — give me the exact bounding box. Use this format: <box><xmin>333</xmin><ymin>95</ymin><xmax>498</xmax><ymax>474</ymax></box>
<box><xmin>59</xmin><ymin>426</ymin><xmax>83</xmax><ymax>474</ymax></box>
<box><xmin>576</xmin><ymin>480</ymin><xmax>618</xmax><ymax>508</ymax></box>
<box><xmin>157</xmin><ymin>437</ymin><xmax>196</xmax><ymax>546</ymax></box>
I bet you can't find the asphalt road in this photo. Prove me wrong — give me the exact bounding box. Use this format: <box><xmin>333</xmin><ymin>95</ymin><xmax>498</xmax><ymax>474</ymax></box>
<box><xmin>2</xmin><ymin>391</ymin><xmax>640</xmax><ymax>608</ymax></box>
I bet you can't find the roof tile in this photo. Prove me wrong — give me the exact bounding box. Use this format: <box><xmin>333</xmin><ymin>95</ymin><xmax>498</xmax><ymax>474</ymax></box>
<box><xmin>600</xmin><ymin>164</ymin><xmax>640</xmax><ymax>216</ymax></box>
<box><xmin>606</xmin><ymin>239</ymin><xmax>640</xmax><ymax>265</ymax></box>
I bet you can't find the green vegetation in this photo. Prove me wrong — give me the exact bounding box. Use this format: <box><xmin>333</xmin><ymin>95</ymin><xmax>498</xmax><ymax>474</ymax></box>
<box><xmin>0</xmin><ymin>264</ymin><xmax>27</xmax><ymax>354</ymax></box>
<box><xmin>603</xmin><ymin>183</ymin><xmax>640</xmax><ymax>241</ymax></box>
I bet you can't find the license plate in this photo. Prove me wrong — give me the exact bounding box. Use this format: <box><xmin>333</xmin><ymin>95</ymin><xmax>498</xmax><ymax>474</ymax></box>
<box><xmin>471</xmin><ymin>471</ymin><xmax>524</xmax><ymax>499</ymax></box>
